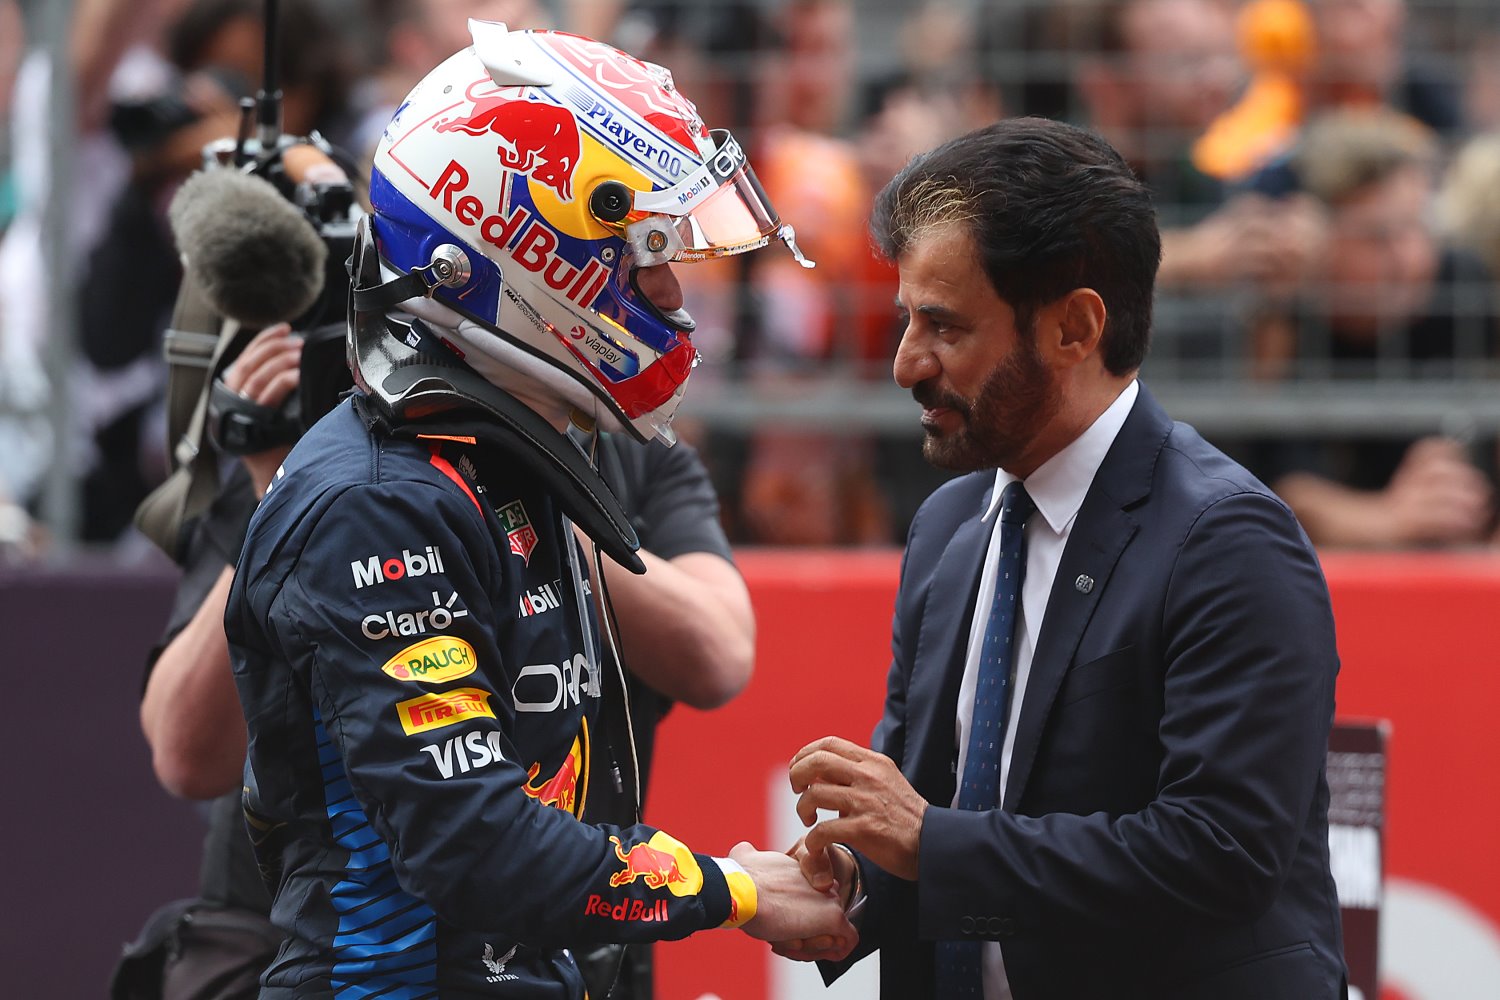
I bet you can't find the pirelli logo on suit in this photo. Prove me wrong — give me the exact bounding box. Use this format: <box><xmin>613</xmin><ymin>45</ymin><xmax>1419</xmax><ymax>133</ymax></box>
<box><xmin>396</xmin><ymin>687</ymin><xmax>495</xmax><ymax>735</ymax></box>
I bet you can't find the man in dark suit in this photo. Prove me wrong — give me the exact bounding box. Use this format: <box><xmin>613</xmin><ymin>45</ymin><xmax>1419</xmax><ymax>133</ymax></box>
<box><xmin>778</xmin><ymin>117</ymin><xmax>1348</xmax><ymax>999</ymax></box>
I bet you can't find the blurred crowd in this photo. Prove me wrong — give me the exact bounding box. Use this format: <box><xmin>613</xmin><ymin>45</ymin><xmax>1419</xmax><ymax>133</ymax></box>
<box><xmin>3</xmin><ymin>0</ymin><xmax>1500</xmax><ymax>554</ymax></box>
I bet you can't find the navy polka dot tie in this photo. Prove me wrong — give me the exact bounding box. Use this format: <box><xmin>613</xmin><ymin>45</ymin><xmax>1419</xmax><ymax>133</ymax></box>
<box><xmin>934</xmin><ymin>481</ymin><xmax>1034</xmax><ymax>997</ymax></box>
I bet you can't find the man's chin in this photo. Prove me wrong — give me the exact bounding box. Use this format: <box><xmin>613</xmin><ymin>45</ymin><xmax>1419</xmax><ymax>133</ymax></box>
<box><xmin>921</xmin><ymin>432</ymin><xmax>984</xmax><ymax>473</ymax></box>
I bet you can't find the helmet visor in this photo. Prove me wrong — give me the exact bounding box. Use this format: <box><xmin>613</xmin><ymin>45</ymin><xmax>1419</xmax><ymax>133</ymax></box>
<box><xmin>668</xmin><ymin>168</ymin><xmax>780</xmax><ymax>260</ymax></box>
<box><xmin>629</xmin><ymin>130</ymin><xmax>804</xmax><ymax>262</ymax></box>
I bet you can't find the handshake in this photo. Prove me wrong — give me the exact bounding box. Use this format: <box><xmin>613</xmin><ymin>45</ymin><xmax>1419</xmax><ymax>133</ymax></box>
<box><xmin>731</xmin><ymin>736</ymin><xmax>929</xmax><ymax>963</ymax></box>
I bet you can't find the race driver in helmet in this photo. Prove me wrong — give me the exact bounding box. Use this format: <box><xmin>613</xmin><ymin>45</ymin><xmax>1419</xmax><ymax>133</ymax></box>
<box><xmin>225</xmin><ymin>21</ymin><xmax>848</xmax><ymax>998</ymax></box>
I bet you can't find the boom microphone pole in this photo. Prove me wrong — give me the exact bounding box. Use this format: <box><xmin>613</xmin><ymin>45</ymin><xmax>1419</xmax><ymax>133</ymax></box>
<box><xmin>257</xmin><ymin>0</ymin><xmax>282</xmax><ymax>150</ymax></box>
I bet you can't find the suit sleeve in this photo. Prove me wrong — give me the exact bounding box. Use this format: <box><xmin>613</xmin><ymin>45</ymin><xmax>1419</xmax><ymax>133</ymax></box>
<box><xmin>919</xmin><ymin>491</ymin><xmax>1339</xmax><ymax>934</ymax></box>
<box><xmin>266</xmin><ymin>481</ymin><xmax>754</xmax><ymax>945</ymax></box>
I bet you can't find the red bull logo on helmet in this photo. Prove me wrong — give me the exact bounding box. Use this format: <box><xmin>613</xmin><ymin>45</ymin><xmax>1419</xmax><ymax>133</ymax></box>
<box><xmin>436</xmin><ymin>81</ymin><xmax>581</xmax><ymax>202</ymax></box>
<box><xmin>426</xmin><ymin>160</ymin><xmax>610</xmax><ymax>311</ymax></box>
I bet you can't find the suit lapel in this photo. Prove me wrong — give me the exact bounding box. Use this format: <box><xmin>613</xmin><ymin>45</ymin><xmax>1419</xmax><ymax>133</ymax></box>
<box><xmin>1001</xmin><ymin>385</ymin><xmax>1173</xmax><ymax>811</ymax></box>
<box><xmin>906</xmin><ymin>485</ymin><xmax>993</xmax><ymax>805</ymax></box>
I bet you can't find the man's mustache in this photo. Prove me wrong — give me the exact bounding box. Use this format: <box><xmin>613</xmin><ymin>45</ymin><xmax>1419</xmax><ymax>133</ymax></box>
<box><xmin>912</xmin><ymin>381</ymin><xmax>969</xmax><ymax>418</ymax></box>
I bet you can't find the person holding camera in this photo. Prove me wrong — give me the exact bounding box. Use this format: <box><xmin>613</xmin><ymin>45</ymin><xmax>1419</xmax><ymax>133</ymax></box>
<box><xmin>140</xmin><ymin>322</ymin><xmax>306</xmax><ymax>801</ymax></box>
<box><xmin>118</xmin><ymin>323</ymin><xmax>309</xmax><ymax>1000</ymax></box>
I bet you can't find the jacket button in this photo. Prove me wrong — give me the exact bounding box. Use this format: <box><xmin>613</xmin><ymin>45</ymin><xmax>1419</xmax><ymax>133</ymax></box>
<box><xmin>960</xmin><ymin>916</ymin><xmax>975</xmax><ymax>934</ymax></box>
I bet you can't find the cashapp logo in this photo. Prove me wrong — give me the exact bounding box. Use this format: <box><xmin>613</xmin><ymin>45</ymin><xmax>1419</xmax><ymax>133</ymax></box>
<box><xmin>351</xmin><ymin>545</ymin><xmax>446</xmax><ymax>589</ymax></box>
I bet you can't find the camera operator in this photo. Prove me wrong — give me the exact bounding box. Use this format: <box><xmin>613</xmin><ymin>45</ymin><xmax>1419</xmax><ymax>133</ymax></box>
<box><xmin>140</xmin><ymin>322</ymin><xmax>306</xmax><ymax>799</ymax></box>
<box><xmin>77</xmin><ymin>0</ymin><xmax>356</xmax><ymax>543</ymax></box>
<box><xmin>116</xmin><ymin>318</ymin><xmax>335</xmax><ymax>999</ymax></box>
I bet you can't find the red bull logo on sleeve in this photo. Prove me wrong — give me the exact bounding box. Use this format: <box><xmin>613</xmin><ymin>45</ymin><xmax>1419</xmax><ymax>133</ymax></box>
<box><xmin>436</xmin><ymin>81</ymin><xmax>581</xmax><ymax>202</ymax></box>
<box><xmin>606</xmin><ymin>830</ymin><xmax>708</xmax><ymax>898</ymax></box>
<box><xmin>608</xmin><ymin>837</ymin><xmax>686</xmax><ymax>890</ymax></box>
<box><xmin>583</xmin><ymin>895</ymin><xmax>669</xmax><ymax>923</ymax></box>
<box><xmin>521</xmin><ymin>726</ymin><xmax>588</xmax><ymax>817</ymax></box>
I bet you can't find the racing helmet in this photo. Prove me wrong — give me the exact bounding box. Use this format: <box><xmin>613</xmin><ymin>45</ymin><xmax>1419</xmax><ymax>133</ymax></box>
<box><xmin>355</xmin><ymin>19</ymin><xmax>812</xmax><ymax>443</ymax></box>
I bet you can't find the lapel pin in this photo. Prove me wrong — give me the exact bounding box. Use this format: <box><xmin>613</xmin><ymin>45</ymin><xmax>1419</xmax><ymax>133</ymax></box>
<box><xmin>1074</xmin><ymin>574</ymin><xmax>1094</xmax><ymax>594</ymax></box>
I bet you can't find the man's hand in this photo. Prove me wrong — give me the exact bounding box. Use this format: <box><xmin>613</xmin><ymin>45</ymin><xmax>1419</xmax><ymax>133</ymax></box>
<box><xmin>1160</xmin><ymin>194</ymin><xmax>1327</xmax><ymax>294</ymax></box>
<box><xmin>790</xmin><ymin>736</ymin><xmax>927</xmax><ymax>882</ymax></box>
<box><xmin>784</xmin><ymin>834</ymin><xmax>858</xmax><ymax>902</ymax></box>
<box><xmin>728</xmin><ymin>841</ymin><xmax>856</xmax><ymax>961</ymax></box>
<box><xmin>1383</xmin><ymin>437</ymin><xmax>1492</xmax><ymax>546</ymax></box>
<box><xmin>768</xmin><ymin>835</ymin><xmax>860</xmax><ymax>962</ymax></box>
<box><xmin>222</xmin><ymin>323</ymin><xmax>302</xmax><ymax>497</ymax></box>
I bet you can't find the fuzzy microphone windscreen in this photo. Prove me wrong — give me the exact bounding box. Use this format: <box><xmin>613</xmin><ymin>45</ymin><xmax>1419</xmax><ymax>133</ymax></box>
<box><xmin>168</xmin><ymin>169</ymin><xmax>328</xmax><ymax>329</ymax></box>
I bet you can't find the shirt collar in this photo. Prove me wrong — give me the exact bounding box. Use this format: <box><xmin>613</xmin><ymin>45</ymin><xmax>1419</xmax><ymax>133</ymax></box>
<box><xmin>983</xmin><ymin>379</ymin><xmax>1139</xmax><ymax>533</ymax></box>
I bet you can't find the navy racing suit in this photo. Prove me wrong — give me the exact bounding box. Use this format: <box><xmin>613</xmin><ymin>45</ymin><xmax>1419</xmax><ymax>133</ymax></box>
<box><xmin>226</xmin><ymin>397</ymin><xmax>755</xmax><ymax>998</ymax></box>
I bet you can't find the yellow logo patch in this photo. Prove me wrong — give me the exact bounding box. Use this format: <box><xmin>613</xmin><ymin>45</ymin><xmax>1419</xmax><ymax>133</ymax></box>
<box><xmin>381</xmin><ymin>636</ymin><xmax>477</xmax><ymax>684</ymax></box>
<box><xmin>396</xmin><ymin>687</ymin><xmax>494</xmax><ymax>735</ymax></box>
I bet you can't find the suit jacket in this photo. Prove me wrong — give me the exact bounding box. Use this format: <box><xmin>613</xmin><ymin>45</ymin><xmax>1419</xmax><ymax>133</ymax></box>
<box><xmin>827</xmin><ymin>386</ymin><xmax>1347</xmax><ymax>999</ymax></box>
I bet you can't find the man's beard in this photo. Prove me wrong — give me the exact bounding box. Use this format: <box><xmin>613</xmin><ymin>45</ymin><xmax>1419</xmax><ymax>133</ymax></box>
<box><xmin>912</xmin><ymin>338</ymin><xmax>1059</xmax><ymax>473</ymax></box>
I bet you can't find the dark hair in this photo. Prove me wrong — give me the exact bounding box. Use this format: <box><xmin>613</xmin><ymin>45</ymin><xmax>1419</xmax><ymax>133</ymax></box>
<box><xmin>870</xmin><ymin>116</ymin><xmax>1161</xmax><ymax>375</ymax></box>
<box><xmin>168</xmin><ymin>0</ymin><xmax>355</xmax><ymax>126</ymax></box>
<box><xmin>167</xmin><ymin>0</ymin><xmax>260</xmax><ymax>71</ymax></box>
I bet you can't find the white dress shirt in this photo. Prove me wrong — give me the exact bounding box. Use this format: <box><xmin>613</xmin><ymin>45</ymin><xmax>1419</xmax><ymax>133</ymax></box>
<box><xmin>951</xmin><ymin>379</ymin><xmax>1138</xmax><ymax>1000</ymax></box>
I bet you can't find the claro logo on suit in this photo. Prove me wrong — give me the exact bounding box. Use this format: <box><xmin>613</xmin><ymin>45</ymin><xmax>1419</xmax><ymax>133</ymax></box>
<box><xmin>363</xmin><ymin>591</ymin><xmax>470</xmax><ymax>640</ymax></box>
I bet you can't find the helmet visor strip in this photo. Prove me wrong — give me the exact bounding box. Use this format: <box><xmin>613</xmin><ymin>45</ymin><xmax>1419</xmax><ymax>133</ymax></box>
<box><xmin>620</xmin><ymin>130</ymin><xmax>815</xmax><ymax>267</ymax></box>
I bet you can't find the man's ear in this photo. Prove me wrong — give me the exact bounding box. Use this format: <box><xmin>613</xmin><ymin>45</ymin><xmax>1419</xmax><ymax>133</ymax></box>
<box><xmin>1052</xmin><ymin>288</ymin><xmax>1107</xmax><ymax>365</ymax></box>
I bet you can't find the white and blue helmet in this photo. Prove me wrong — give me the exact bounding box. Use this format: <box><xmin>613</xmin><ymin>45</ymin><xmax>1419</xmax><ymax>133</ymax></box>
<box><xmin>357</xmin><ymin>20</ymin><xmax>811</xmax><ymax>443</ymax></box>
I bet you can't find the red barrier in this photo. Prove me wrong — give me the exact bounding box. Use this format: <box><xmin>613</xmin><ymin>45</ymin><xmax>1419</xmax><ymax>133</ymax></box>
<box><xmin>647</xmin><ymin>551</ymin><xmax>1500</xmax><ymax>1000</ymax></box>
